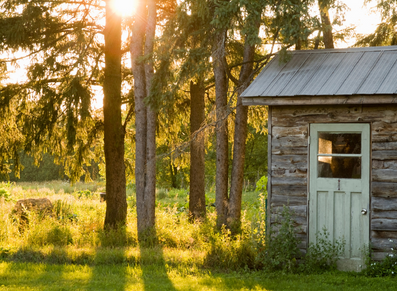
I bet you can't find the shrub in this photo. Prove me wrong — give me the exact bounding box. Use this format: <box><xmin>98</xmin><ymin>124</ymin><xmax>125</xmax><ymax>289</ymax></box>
<box><xmin>300</xmin><ymin>227</ymin><xmax>345</xmax><ymax>273</ymax></box>
<box><xmin>256</xmin><ymin>206</ymin><xmax>301</xmax><ymax>272</ymax></box>
<box><xmin>203</xmin><ymin>214</ymin><xmax>257</xmax><ymax>270</ymax></box>
<box><xmin>362</xmin><ymin>240</ymin><xmax>397</xmax><ymax>277</ymax></box>
<box><xmin>46</xmin><ymin>225</ymin><xmax>74</xmax><ymax>246</ymax></box>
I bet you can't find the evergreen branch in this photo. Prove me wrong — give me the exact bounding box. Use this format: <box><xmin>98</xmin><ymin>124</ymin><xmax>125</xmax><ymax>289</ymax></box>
<box><xmin>36</xmin><ymin>0</ymin><xmax>105</xmax><ymax>9</ymax></box>
<box><xmin>123</xmin><ymin>106</ymin><xmax>134</xmax><ymax>132</ymax></box>
<box><xmin>1</xmin><ymin>31</ymin><xmax>75</xmax><ymax>62</ymax></box>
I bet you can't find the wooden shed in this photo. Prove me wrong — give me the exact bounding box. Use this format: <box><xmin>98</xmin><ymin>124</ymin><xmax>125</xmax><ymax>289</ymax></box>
<box><xmin>241</xmin><ymin>46</ymin><xmax>397</xmax><ymax>271</ymax></box>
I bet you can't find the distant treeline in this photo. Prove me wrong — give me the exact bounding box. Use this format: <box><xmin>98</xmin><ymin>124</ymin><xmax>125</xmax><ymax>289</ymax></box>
<box><xmin>3</xmin><ymin>153</ymin><xmax>99</xmax><ymax>182</ymax></box>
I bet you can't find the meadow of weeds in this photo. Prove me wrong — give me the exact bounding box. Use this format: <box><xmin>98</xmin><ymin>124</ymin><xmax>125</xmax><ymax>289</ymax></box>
<box><xmin>0</xmin><ymin>181</ymin><xmax>260</xmax><ymax>270</ymax></box>
<box><xmin>1</xmin><ymin>181</ymin><xmax>397</xmax><ymax>290</ymax></box>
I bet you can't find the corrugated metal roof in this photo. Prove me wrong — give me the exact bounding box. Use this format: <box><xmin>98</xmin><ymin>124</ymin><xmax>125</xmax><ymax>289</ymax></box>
<box><xmin>241</xmin><ymin>46</ymin><xmax>397</xmax><ymax>99</ymax></box>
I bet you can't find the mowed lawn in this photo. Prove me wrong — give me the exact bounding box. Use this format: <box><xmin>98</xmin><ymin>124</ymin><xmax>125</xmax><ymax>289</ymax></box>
<box><xmin>1</xmin><ymin>261</ymin><xmax>397</xmax><ymax>291</ymax></box>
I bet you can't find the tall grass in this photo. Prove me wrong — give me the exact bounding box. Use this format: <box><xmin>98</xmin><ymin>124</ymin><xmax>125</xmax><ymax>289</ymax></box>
<box><xmin>0</xmin><ymin>181</ymin><xmax>263</xmax><ymax>271</ymax></box>
<box><xmin>0</xmin><ymin>181</ymin><xmax>354</xmax><ymax>275</ymax></box>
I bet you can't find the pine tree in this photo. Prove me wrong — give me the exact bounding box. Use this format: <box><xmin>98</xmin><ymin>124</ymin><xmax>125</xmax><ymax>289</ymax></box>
<box><xmin>0</xmin><ymin>0</ymin><xmax>128</xmax><ymax>227</ymax></box>
<box><xmin>355</xmin><ymin>0</ymin><xmax>397</xmax><ymax>46</ymax></box>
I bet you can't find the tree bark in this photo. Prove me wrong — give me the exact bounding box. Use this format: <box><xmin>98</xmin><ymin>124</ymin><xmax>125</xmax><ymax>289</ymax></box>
<box><xmin>103</xmin><ymin>0</ymin><xmax>127</xmax><ymax>228</ymax></box>
<box><xmin>143</xmin><ymin>0</ymin><xmax>157</xmax><ymax>234</ymax></box>
<box><xmin>213</xmin><ymin>29</ymin><xmax>229</xmax><ymax>229</ymax></box>
<box><xmin>318</xmin><ymin>0</ymin><xmax>334</xmax><ymax>49</ymax></box>
<box><xmin>131</xmin><ymin>0</ymin><xmax>149</xmax><ymax>237</ymax></box>
<box><xmin>227</xmin><ymin>39</ymin><xmax>256</xmax><ymax>232</ymax></box>
<box><xmin>131</xmin><ymin>0</ymin><xmax>157</xmax><ymax>238</ymax></box>
<box><xmin>189</xmin><ymin>80</ymin><xmax>206</xmax><ymax>221</ymax></box>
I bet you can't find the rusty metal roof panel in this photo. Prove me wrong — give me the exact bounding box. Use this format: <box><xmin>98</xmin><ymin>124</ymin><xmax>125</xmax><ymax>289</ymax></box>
<box><xmin>357</xmin><ymin>51</ymin><xmax>397</xmax><ymax>94</ymax></box>
<box><xmin>241</xmin><ymin>46</ymin><xmax>397</xmax><ymax>100</ymax></box>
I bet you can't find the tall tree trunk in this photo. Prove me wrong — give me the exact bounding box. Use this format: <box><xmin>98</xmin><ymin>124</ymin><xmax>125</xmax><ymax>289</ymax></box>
<box><xmin>213</xmin><ymin>29</ymin><xmax>229</xmax><ymax>229</ymax></box>
<box><xmin>143</xmin><ymin>0</ymin><xmax>157</xmax><ymax>234</ymax></box>
<box><xmin>131</xmin><ymin>0</ymin><xmax>157</xmax><ymax>238</ymax></box>
<box><xmin>227</xmin><ymin>39</ymin><xmax>256</xmax><ymax>232</ymax></box>
<box><xmin>189</xmin><ymin>80</ymin><xmax>206</xmax><ymax>221</ymax></box>
<box><xmin>103</xmin><ymin>0</ymin><xmax>127</xmax><ymax>228</ymax></box>
<box><xmin>318</xmin><ymin>0</ymin><xmax>334</xmax><ymax>48</ymax></box>
<box><xmin>131</xmin><ymin>0</ymin><xmax>149</xmax><ymax>238</ymax></box>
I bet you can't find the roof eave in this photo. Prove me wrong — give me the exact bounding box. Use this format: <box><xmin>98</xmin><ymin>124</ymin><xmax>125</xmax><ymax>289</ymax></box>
<box><xmin>241</xmin><ymin>94</ymin><xmax>397</xmax><ymax>106</ymax></box>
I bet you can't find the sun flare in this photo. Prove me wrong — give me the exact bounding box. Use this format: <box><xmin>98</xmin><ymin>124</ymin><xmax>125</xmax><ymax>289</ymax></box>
<box><xmin>111</xmin><ymin>0</ymin><xmax>137</xmax><ymax>17</ymax></box>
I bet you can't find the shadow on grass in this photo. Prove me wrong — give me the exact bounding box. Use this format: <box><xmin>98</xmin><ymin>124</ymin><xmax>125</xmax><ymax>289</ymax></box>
<box><xmin>0</xmin><ymin>247</ymin><xmax>69</xmax><ymax>290</ymax></box>
<box><xmin>85</xmin><ymin>226</ymin><xmax>129</xmax><ymax>291</ymax></box>
<box><xmin>139</xmin><ymin>230</ymin><xmax>177</xmax><ymax>291</ymax></box>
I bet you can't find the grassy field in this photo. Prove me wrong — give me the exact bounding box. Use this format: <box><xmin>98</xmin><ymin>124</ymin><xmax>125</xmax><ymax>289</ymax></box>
<box><xmin>2</xmin><ymin>262</ymin><xmax>397</xmax><ymax>291</ymax></box>
<box><xmin>1</xmin><ymin>181</ymin><xmax>397</xmax><ymax>290</ymax></box>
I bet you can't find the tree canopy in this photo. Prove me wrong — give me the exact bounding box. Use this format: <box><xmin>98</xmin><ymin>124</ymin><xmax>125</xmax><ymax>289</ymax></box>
<box><xmin>0</xmin><ymin>0</ymin><xmax>375</xmax><ymax>232</ymax></box>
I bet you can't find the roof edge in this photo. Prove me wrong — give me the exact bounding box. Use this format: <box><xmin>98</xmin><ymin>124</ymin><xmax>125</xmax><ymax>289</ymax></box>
<box><xmin>242</xmin><ymin>94</ymin><xmax>397</xmax><ymax>106</ymax></box>
<box><xmin>285</xmin><ymin>45</ymin><xmax>397</xmax><ymax>54</ymax></box>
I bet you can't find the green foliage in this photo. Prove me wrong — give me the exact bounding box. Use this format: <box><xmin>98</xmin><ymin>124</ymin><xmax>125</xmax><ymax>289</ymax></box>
<box><xmin>45</xmin><ymin>225</ymin><xmax>74</xmax><ymax>246</ymax></box>
<box><xmin>244</xmin><ymin>126</ymin><xmax>268</xmax><ymax>187</ymax></box>
<box><xmin>75</xmin><ymin>190</ymin><xmax>92</xmax><ymax>199</ymax></box>
<box><xmin>0</xmin><ymin>186</ymin><xmax>11</xmax><ymax>201</ymax></box>
<box><xmin>53</xmin><ymin>199</ymin><xmax>77</xmax><ymax>222</ymax></box>
<box><xmin>5</xmin><ymin>153</ymin><xmax>65</xmax><ymax>182</ymax></box>
<box><xmin>255</xmin><ymin>175</ymin><xmax>268</xmax><ymax>193</ymax></box>
<box><xmin>362</xmin><ymin>254</ymin><xmax>397</xmax><ymax>277</ymax></box>
<box><xmin>0</xmin><ymin>0</ymin><xmax>106</xmax><ymax>182</ymax></box>
<box><xmin>204</xmin><ymin>223</ymin><xmax>256</xmax><ymax>270</ymax></box>
<box><xmin>362</xmin><ymin>239</ymin><xmax>397</xmax><ymax>277</ymax></box>
<box><xmin>257</xmin><ymin>206</ymin><xmax>301</xmax><ymax>272</ymax></box>
<box><xmin>301</xmin><ymin>228</ymin><xmax>345</xmax><ymax>273</ymax></box>
<box><xmin>355</xmin><ymin>0</ymin><xmax>397</xmax><ymax>47</ymax></box>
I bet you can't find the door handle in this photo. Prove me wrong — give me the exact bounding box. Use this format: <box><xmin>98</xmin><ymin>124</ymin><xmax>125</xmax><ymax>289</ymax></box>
<box><xmin>361</xmin><ymin>208</ymin><xmax>367</xmax><ymax>215</ymax></box>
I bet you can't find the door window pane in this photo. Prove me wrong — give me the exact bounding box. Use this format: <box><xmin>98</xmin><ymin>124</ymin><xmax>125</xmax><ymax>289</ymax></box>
<box><xmin>318</xmin><ymin>133</ymin><xmax>361</xmax><ymax>154</ymax></box>
<box><xmin>318</xmin><ymin>156</ymin><xmax>361</xmax><ymax>178</ymax></box>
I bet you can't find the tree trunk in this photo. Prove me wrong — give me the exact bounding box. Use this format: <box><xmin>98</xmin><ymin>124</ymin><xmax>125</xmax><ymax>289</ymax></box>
<box><xmin>143</xmin><ymin>0</ymin><xmax>157</xmax><ymax>234</ymax></box>
<box><xmin>103</xmin><ymin>1</ymin><xmax>127</xmax><ymax>228</ymax></box>
<box><xmin>318</xmin><ymin>0</ymin><xmax>334</xmax><ymax>49</ymax></box>
<box><xmin>131</xmin><ymin>0</ymin><xmax>149</xmax><ymax>237</ymax></box>
<box><xmin>228</xmin><ymin>39</ymin><xmax>256</xmax><ymax>232</ymax></box>
<box><xmin>131</xmin><ymin>0</ymin><xmax>157</xmax><ymax>239</ymax></box>
<box><xmin>213</xmin><ymin>29</ymin><xmax>229</xmax><ymax>229</ymax></box>
<box><xmin>189</xmin><ymin>80</ymin><xmax>206</xmax><ymax>221</ymax></box>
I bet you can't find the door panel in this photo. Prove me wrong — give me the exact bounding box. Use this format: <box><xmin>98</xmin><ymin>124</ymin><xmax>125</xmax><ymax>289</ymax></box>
<box><xmin>309</xmin><ymin>123</ymin><xmax>370</xmax><ymax>271</ymax></box>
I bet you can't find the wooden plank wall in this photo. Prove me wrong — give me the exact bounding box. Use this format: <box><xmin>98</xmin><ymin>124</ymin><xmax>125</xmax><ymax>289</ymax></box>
<box><xmin>270</xmin><ymin>104</ymin><xmax>397</xmax><ymax>259</ymax></box>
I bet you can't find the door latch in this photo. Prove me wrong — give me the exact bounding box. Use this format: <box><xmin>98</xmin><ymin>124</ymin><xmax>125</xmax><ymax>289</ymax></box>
<box><xmin>361</xmin><ymin>208</ymin><xmax>367</xmax><ymax>215</ymax></box>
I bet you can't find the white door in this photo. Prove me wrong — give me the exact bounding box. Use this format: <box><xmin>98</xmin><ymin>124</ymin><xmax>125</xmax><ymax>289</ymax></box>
<box><xmin>309</xmin><ymin>123</ymin><xmax>370</xmax><ymax>271</ymax></box>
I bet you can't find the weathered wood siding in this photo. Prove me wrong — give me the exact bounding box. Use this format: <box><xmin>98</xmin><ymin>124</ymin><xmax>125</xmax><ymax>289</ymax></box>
<box><xmin>270</xmin><ymin>104</ymin><xmax>397</xmax><ymax>259</ymax></box>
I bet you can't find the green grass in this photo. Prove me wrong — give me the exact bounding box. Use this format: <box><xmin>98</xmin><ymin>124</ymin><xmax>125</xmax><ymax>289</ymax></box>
<box><xmin>1</xmin><ymin>262</ymin><xmax>397</xmax><ymax>291</ymax></box>
<box><xmin>1</xmin><ymin>181</ymin><xmax>397</xmax><ymax>290</ymax></box>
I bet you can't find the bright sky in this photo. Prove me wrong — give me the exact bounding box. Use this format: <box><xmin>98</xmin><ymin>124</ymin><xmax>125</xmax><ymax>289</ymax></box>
<box><xmin>336</xmin><ymin>0</ymin><xmax>381</xmax><ymax>47</ymax></box>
